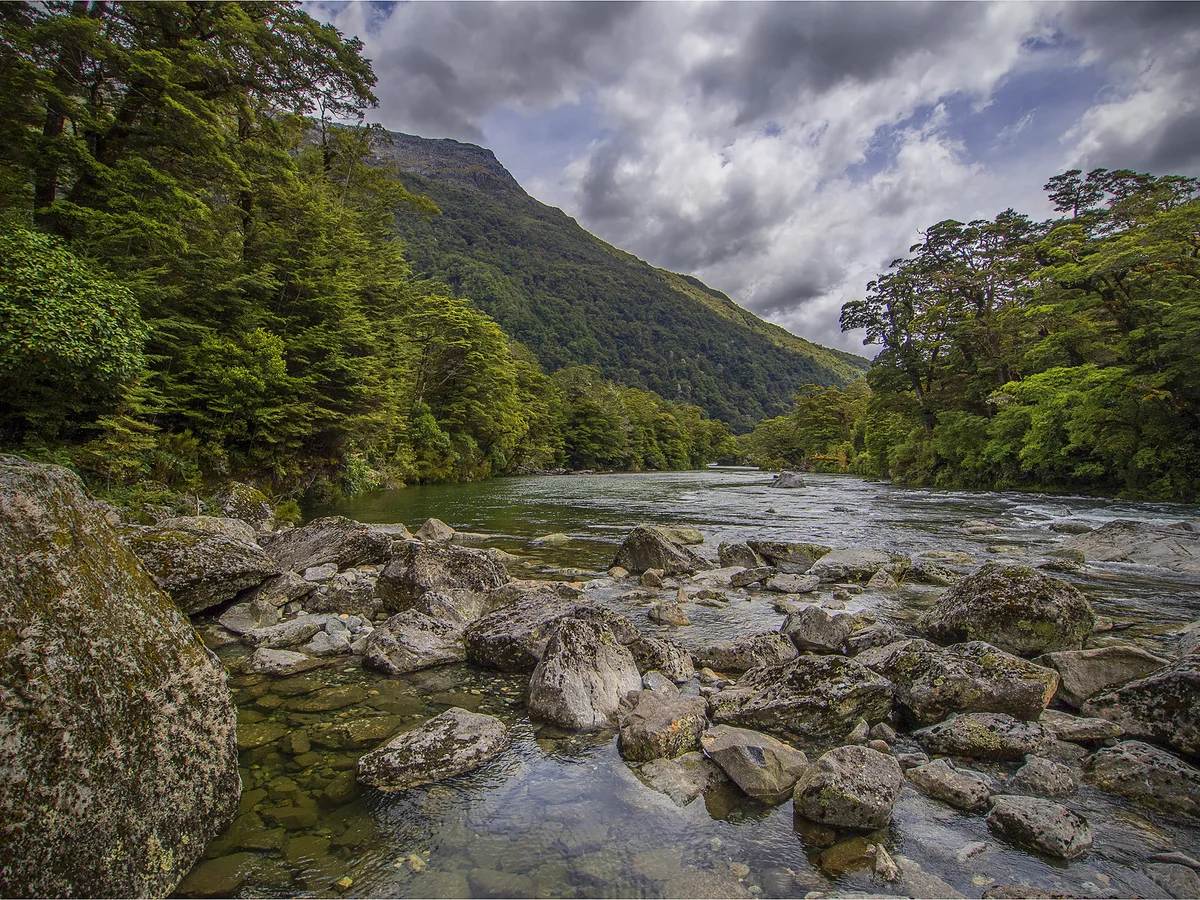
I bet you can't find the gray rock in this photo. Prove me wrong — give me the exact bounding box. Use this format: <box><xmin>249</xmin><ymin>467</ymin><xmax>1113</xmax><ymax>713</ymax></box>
<box><xmin>642</xmin><ymin>671</ymin><xmax>680</xmax><ymax>696</ymax></box>
<box><xmin>303</xmin><ymin>629</ymin><xmax>352</xmax><ymax>656</ymax></box>
<box><xmin>710</xmin><ymin>655</ymin><xmax>893</xmax><ymax>744</ymax></box>
<box><xmin>122</xmin><ymin>515</ymin><xmax>278</xmax><ymax>614</ymax></box>
<box><xmin>628</xmin><ymin>636</ymin><xmax>695</xmax><ymax>683</ymax></box>
<box><xmin>356</xmin><ymin>708</ymin><xmax>508</xmax><ymax>791</ymax></box>
<box><xmin>613</xmin><ymin>524</ymin><xmax>709</xmax><ymax>575</ymax></box>
<box><xmin>0</xmin><ymin>457</ymin><xmax>239</xmax><ymax>897</ymax></box>
<box><xmin>781</xmin><ymin>605</ymin><xmax>853</xmax><ymax>653</ymax></box>
<box><xmin>730</xmin><ymin>565</ymin><xmax>777</xmax><ymax>587</ymax></box>
<box><xmin>217</xmin><ymin>599</ymin><xmax>281</xmax><ymax>635</ymax></box>
<box><xmin>648</xmin><ymin>599</ymin><xmax>690</xmax><ymax>626</ymax></box>
<box><xmin>636</xmin><ymin>751</ymin><xmax>728</xmax><ymax>807</ymax></box>
<box><xmin>214</xmin><ymin>481</ymin><xmax>277</xmax><ymax>531</ymax></box>
<box><xmin>258</xmin><ymin>515</ymin><xmax>392</xmax><ymax>573</ymax></box>
<box><xmin>242</xmin><ymin>614</ymin><xmax>329</xmax><ymax>649</ymax></box>
<box><xmin>245</xmin><ymin>648</ymin><xmax>323</xmax><ymax>676</ymax></box>
<box><xmin>793</xmin><ymin>745</ymin><xmax>904</xmax><ymax>829</ymax></box>
<box><xmin>717</xmin><ymin>542</ymin><xmax>764</xmax><ymax>568</ymax></box>
<box><xmin>375</xmin><ymin>541</ymin><xmax>508</xmax><ymax>613</ymax></box>
<box><xmin>921</xmin><ymin>563</ymin><xmax>1095</xmax><ymax>656</ymax></box>
<box><xmin>962</xmin><ymin>519</ymin><xmax>1003</xmax><ymax>535</ymax></box>
<box><xmin>362</xmin><ymin>610</ymin><xmax>466</xmax><ymax>675</ymax></box>
<box><xmin>770</xmin><ymin>470</ymin><xmax>807</xmax><ymax>488</ymax></box>
<box><xmin>528</xmin><ymin>618</ymin><xmax>642</xmax><ymax>730</ymax></box>
<box><xmin>239</xmin><ymin>571</ymin><xmax>314</xmax><ymax>608</ymax></box>
<box><xmin>986</xmin><ymin>795</ymin><xmax>1092</xmax><ymax>859</ymax></box>
<box><xmin>1050</xmin><ymin>521</ymin><xmax>1094</xmax><ymax>535</ymax></box>
<box><xmin>1064</xmin><ymin>519</ymin><xmax>1200</xmax><ymax>574</ymax></box>
<box><xmin>856</xmin><ymin>639</ymin><xmax>1059</xmax><ymax>725</ymax></box>
<box><xmin>303</xmin><ymin>562</ymin><xmax>338</xmax><ymax>582</ymax></box>
<box><xmin>844</xmin><ymin>622</ymin><xmax>910</xmax><ymax>655</ymax></box>
<box><xmin>305</xmin><ymin>568</ymin><xmax>380</xmax><ymax>619</ymax></box>
<box><xmin>658</xmin><ymin>525</ymin><xmax>704</xmax><ymax>545</ymax></box>
<box><xmin>1177</xmin><ymin>620</ymin><xmax>1200</xmax><ymax>658</ymax></box>
<box><xmin>906</xmin><ymin>759</ymin><xmax>990</xmax><ymax>811</ymax></box>
<box><xmin>1082</xmin><ymin>659</ymin><xmax>1200</xmax><ymax>756</ymax></box>
<box><xmin>905</xmin><ymin>561</ymin><xmax>961</xmax><ymax>586</ymax></box>
<box><xmin>700</xmin><ymin>725</ymin><xmax>809</xmax><ymax>802</ymax></box>
<box><xmin>807</xmin><ymin>547</ymin><xmax>907</xmax><ymax>583</ymax></box>
<box><xmin>692</xmin><ymin>632</ymin><xmax>798</xmax><ymax>672</ymax></box>
<box><xmin>1145</xmin><ymin>863</ymin><xmax>1200</xmax><ymax>899</ymax></box>
<box><xmin>618</xmin><ymin>691</ymin><xmax>709</xmax><ymax>761</ymax></box>
<box><xmin>415</xmin><ymin>517</ymin><xmax>455</xmax><ymax>542</ymax></box>
<box><xmin>913</xmin><ymin>713</ymin><xmax>1046</xmax><ymax>760</ymax></box>
<box><xmin>1084</xmin><ymin>740</ymin><xmax>1200</xmax><ymax>818</ymax></box>
<box><xmin>1035</xmin><ymin>645</ymin><xmax>1169</xmax><ymax>708</ymax></box>
<box><xmin>1038</xmin><ymin>709</ymin><xmax>1122</xmax><ymax>743</ymax></box>
<box><xmin>865</xmin><ymin>568</ymin><xmax>899</xmax><ymax>591</ymax></box>
<box><xmin>765</xmin><ymin>572</ymin><xmax>820</xmax><ymax>593</ymax></box>
<box><xmin>1006</xmin><ymin>756</ymin><xmax>1079</xmax><ymax>798</ymax></box>
<box><xmin>747</xmin><ymin>540</ymin><xmax>832</xmax><ymax>574</ymax></box>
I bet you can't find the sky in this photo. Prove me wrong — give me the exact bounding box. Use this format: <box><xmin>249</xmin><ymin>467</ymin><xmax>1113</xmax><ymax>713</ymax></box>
<box><xmin>313</xmin><ymin>1</ymin><xmax>1200</xmax><ymax>357</ymax></box>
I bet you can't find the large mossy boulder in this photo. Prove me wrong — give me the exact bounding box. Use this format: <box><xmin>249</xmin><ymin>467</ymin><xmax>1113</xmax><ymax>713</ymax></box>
<box><xmin>122</xmin><ymin>515</ymin><xmax>279</xmax><ymax>614</ymax></box>
<box><xmin>258</xmin><ymin>515</ymin><xmax>392</xmax><ymax>573</ymax></box>
<box><xmin>921</xmin><ymin>563</ymin><xmax>1095</xmax><ymax>656</ymax></box>
<box><xmin>0</xmin><ymin>457</ymin><xmax>240</xmax><ymax>897</ymax></box>
<box><xmin>213</xmin><ymin>481</ymin><xmax>276</xmax><ymax>531</ymax></box>
<box><xmin>913</xmin><ymin>712</ymin><xmax>1045</xmax><ymax>760</ymax></box>
<box><xmin>356</xmin><ymin>707</ymin><xmax>508</xmax><ymax>792</ymax></box>
<box><xmin>612</xmin><ymin>524</ymin><xmax>709</xmax><ymax>575</ymax></box>
<box><xmin>375</xmin><ymin>541</ymin><xmax>509</xmax><ymax>613</ymax></box>
<box><xmin>1081</xmin><ymin>660</ymin><xmax>1200</xmax><ymax>757</ymax></box>
<box><xmin>792</xmin><ymin>745</ymin><xmax>904</xmax><ymax>829</ymax></box>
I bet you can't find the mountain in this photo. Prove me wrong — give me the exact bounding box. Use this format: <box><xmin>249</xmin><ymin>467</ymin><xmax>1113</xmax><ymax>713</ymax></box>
<box><xmin>378</xmin><ymin>131</ymin><xmax>870</xmax><ymax>432</ymax></box>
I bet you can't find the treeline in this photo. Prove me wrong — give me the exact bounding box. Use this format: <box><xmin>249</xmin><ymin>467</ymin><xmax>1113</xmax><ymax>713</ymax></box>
<box><xmin>0</xmin><ymin>1</ymin><xmax>732</xmax><ymax>507</ymax></box>
<box><xmin>748</xmin><ymin>168</ymin><xmax>1200</xmax><ymax>500</ymax></box>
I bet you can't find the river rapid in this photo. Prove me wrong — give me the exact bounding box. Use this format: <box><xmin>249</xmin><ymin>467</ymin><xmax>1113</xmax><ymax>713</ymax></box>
<box><xmin>185</xmin><ymin>470</ymin><xmax>1200</xmax><ymax>899</ymax></box>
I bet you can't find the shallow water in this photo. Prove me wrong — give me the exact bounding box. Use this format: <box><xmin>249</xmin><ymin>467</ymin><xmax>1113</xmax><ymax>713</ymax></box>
<box><xmin>182</xmin><ymin>471</ymin><xmax>1200</xmax><ymax>898</ymax></box>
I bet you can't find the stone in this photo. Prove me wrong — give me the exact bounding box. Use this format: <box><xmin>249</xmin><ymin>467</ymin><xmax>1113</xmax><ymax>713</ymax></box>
<box><xmin>1145</xmin><ymin>863</ymin><xmax>1200</xmax><ymax>899</ymax></box>
<box><xmin>618</xmin><ymin>691</ymin><xmax>709</xmax><ymax>761</ymax></box>
<box><xmin>1063</xmin><ymin>519</ymin><xmax>1200</xmax><ymax>574</ymax></box>
<box><xmin>613</xmin><ymin>524</ymin><xmax>709</xmax><ymax>575</ymax></box>
<box><xmin>0</xmin><ymin>457</ymin><xmax>240</xmax><ymax>898</ymax></box>
<box><xmin>906</xmin><ymin>561</ymin><xmax>961</xmax><ymax>586</ymax></box>
<box><xmin>717</xmin><ymin>542</ymin><xmax>764</xmax><ymax>568</ymax></box>
<box><xmin>628</xmin><ymin>635</ymin><xmax>695</xmax><ymax>683</ymax></box>
<box><xmin>303</xmin><ymin>629</ymin><xmax>352</xmax><ymax>656</ymax></box>
<box><xmin>866</xmin><ymin>568</ymin><xmax>899</xmax><ymax>591</ymax></box>
<box><xmin>730</xmin><ymin>565</ymin><xmax>777</xmax><ymax>588</ymax></box>
<box><xmin>362</xmin><ymin>610</ymin><xmax>465</xmax><ymax>675</ymax></box>
<box><xmin>710</xmin><ymin>655</ymin><xmax>893</xmax><ymax>744</ymax></box>
<box><xmin>528</xmin><ymin>617</ymin><xmax>642</xmax><ymax>730</ymax></box>
<box><xmin>245</xmin><ymin>648</ymin><xmax>323</xmax><ymax>676</ymax></box>
<box><xmin>692</xmin><ymin>633</ymin><xmax>797</xmax><ymax>672</ymax></box>
<box><xmin>217</xmin><ymin>599</ymin><xmax>281</xmax><ymax>635</ymax></box>
<box><xmin>121</xmin><ymin>515</ymin><xmax>278</xmax><ymax>614</ymax></box>
<box><xmin>376</xmin><ymin>541</ymin><xmax>508</xmax><ymax>612</ymax></box>
<box><xmin>962</xmin><ymin>519</ymin><xmax>1003</xmax><ymax>535</ymax></box>
<box><xmin>921</xmin><ymin>563</ymin><xmax>1095</xmax><ymax>656</ymax></box>
<box><xmin>844</xmin><ymin>622</ymin><xmax>910</xmax><ymax>655</ymax></box>
<box><xmin>1082</xmin><ymin>659</ymin><xmax>1200</xmax><ymax>756</ymax></box>
<box><xmin>242</xmin><ymin>613</ymin><xmax>329</xmax><ymax>649</ymax></box>
<box><xmin>239</xmin><ymin>571</ymin><xmax>314</xmax><ymax>608</ymax></box>
<box><xmin>356</xmin><ymin>708</ymin><xmax>508</xmax><ymax>791</ymax></box>
<box><xmin>303</xmin><ymin>562</ymin><xmax>339</xmax><ymax>582</ymax></box>
<box><xmin>1050</xmin><ymin>521</ymin><xmax>1094</xmax><ymax>535</ymax></box>
<box><xmin>807</xmin><ymin>547</ymin><xmax>907</xmax><ymax>583</ymax></box>
<box><xmin>781</xmin><ymin>605</ymin><xmax>853</xmax><ymax>653</ymax></box>
<box><xmin>415</xmin><ymin>517</ymin><xmax>455</xmax><ymax>542</ymax></box>
<box><xmin>258</xmin><ymin>515</ymin><xmax>392</xmax><ymax>572</ymax></box>
<box><xmin>307</xmin><ymin>569</ymin><xmax>381</xmax><ymax>619</ymax></box>
<box><xmin>857</xmin><ymin>639</ymin><xmax>1058</xmax><ymax>725</ymax></box>
<box><xmin>1084</xmin><ymin>740</ymin><xmax>1200</xmax><ymax>818</ymax></box>
<box><xmin>662</xmin><ymin>868</ymin><xmax>751</xmax><ymax>899</ymax></box>
<box><xmin>913</xmin><ymin>713</ymin><xmax>1046</xmax><ymax>760</ymax></box>
<box><xmin>1038</xmin><ymin>549</ymin><xmax>1086</xmax><ymax>573</ymax></box>
<box><xmin>986</xmin><ymin>795</ymin><xmax>1093</xmax><ymax>859</ymax></box>
<box><xmin>648</xmin><ymin>599</ymin><xmax>690</xmax><ymax>626</ymax></box>
<box><xmin>659</xmin><ymin>525</ymin><xmax>704</xmax><ymax>545</ymax></box>
<box><xmin>817</xmin><ymin>836</ymin><xmax>879</xmax><ymax>877</ymax></box>
<box><xmin>1006</xmin><ymin>756</ymin><xmax>1079</xmax><ymax>798</ymax></box>
<box><xmin>1035</xmin><ymin>645</ymin><xmax>1169</xmax><ymax>708</ymax></box>
<box><xmin>641</xmin><ymin>569</ymin><xmax>665</xmax><ymax>588</ymax></box>
<box><xmin>906</xmin><ymin>759</ymin><xmax>991</xmax><ymax>811</ymax></box>
<box><xmin>636</xmin><ymin>751</ymin><xmax>728</xmax><ymax>807</ymax></box>
<box><xmin>846</xmin><ymin>718</ymin><xmax>870</xmax><ymax>743</ymax></box>
<box><xmin>747</xmin><ymin>540</ymin><xmax>832</xmax><ymax>574</ymax></box>
<box><xmin>793</xmin><ymin>745</ymin><xmax>904</xmax><ymax>829</ymax></box>
<box><xmin>642</xmin><ymin>671</ymin><xmax>680</xmax><ymax>696</ymax></box>
<box><xmin>700</xmin><ymin>725</ymin><xmax>809</xmax><ymax>802</ymax></box>
<box><xmin>765</xmin><ymin>572</ymin><xmax>820</xmax><ymax>593</ymax></box>
<box><xmin>770</xmin><ymin>470</ymin><xmax>807</xmax><ymax>488</ymax></box>
<box><xmin>1038</xmin><ymin>709</ymin><xmax>1122</xmax><ymax>743</ymax></box>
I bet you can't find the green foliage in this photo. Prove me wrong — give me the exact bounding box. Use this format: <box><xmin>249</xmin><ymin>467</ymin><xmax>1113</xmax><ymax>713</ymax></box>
<box><xmin>742</xmin><ymin>384</ymin><xmax>869</xmax><ymax>472</ymax></box>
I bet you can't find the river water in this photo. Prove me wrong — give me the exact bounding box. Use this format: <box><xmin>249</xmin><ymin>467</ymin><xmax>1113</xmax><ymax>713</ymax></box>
<box><xmin>183</xmin><ymin>470</ymin><xmax>1200</xmax><ymax>899</ymax></box>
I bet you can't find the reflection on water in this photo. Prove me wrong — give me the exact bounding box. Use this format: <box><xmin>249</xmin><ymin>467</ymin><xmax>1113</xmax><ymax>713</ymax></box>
<box><xmin>181</xmin><ymin>471</ymin><xmax>1200</xmax><ymax>898</ymax></box>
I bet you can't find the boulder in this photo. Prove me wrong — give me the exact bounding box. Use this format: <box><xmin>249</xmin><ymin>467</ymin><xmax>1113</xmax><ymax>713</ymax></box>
<box><xmin>375</xmin><ymin>541</ymin><xmax>508</xmax><ymax>614</ymax></box>
<box><xmin>305</xmin><ymin>568</ymin><xmax>381</xmax><ymax>619</ymax></box>
<box><xmin>766</xmin><ymin>573</ymin><xmax>820</xmax><ymax>593</ymax></box>
<box><xmin>527</xmin><ymin>618</ymin><xmax>642</xmax><ymax>730</ymax></box>
<box><xmin>1081</xmin><ymin>659</ymin><xmax>1200</xmax><ymax>756</ymax></box>
<box><xmin>1038</xmin><ymin>709</ymin><xmax>1122</xmax><ymax>744</ymax></box>
<box><xmin>770</xmin><ymin>470</ymin><xmax>807</xmax><ymax>488</ymax></box>
<box><xmin>241</xmin><ymin>614</ymin><xmax>330</xmax><ymax>649</ymax></box>
<box><xmin>1035</xmin><ymin>645</ymin><xmax>1169</xmax><ymax>709</ymax></box>
<box><xmin>913</xmin><ymin>713</ymin><xmax>1045</xmax><ymax>760</ymax></box>
<box><xmin>905</xmin><ymin>759</ymin><xmax>990</xmax><ymax>811</ymax></box>
<box><xmin>613</xmin><ymin>524</ymin><xmax>709</xmax><ymax>575</ymax></box>
<box><xmin>1145</xmin><ymin>863</ymin><xmax>1200</xmax><ymax>900</ymax></box>
<box><xmin>642</xmin><ymin>671</ymin><xmax>680</xmax><ymax>696</ymax></box>
<box><xmin>865</xmin><ymin>568</ymin><xmax>899</xmax><ymax>591</ymax></box>
<box><xmin>856</xmin><ymin>639</ymin><xmax>1058</xmax><ymax>725</ymax></box>
<box><xmin>635</xmin><ymin>751</ymin><xmax>728</xmax><ymax>807</ymax></box>
<box><xmin>700</xmin><ymin>725</ymin><xmax>809</xmax><ymax>802</ymax></box>
<box><xmin>244</xmin><ymin>648</ymin><xmax>323</xmax><ymax>677</ymax></box>
<box><xmin>781</xmin><ymin>605</ymin><xmax>853</xmax><ymax>653</ymax></box>
<box><xmin>258</xmin><ymin>515</ymin><xmax>392</xmax><ymax>573</ymax></box>
<box><xmin>1006</xmin><ymin>757</ymin><xmax>1078</xmax><ymax>798</ymax></box>
<box><xmin>1178</xmin><ymin>620</ymin><xmax>1200</xmax><ymax>658</ymax></box>
<box><xmin>303</xmin><ymin>628</ymin><xmax>352</xmax><ymax>657</ymax></box>
<box><xmin>717</xmin><ymin>542</ymin><xmax>764</xmax><ymax>568</ymax></box>
<box><xmin>1064</xmin><ymin>519</ymin><xmax>1200</xmax><ymax>574</ymax></box>
<box><xmin>415</xmin><ymin>517</ymin><xmax>455</xmax><ymax>543</ymax></box>
<box><xmin>628</xmin><ymin>636</ymin><xmax>695</xmax><ymax>683</ymax></box>
<box><xmin>122</xmin><ymin>516</ymin><xmax>278</xmax><ymax>614</ymax></box>
<box><xmin>214</xmin><ymin>481</ymin><xmax>276</xmax><ymax>531</ymax></box>
<box><xmin>648</xmin><ymin>599</ymin><xmax>690</xmax><ymax>626</ymax></box>
<box><xmin>617</xmin><ymin>691</ymin><xmax>709</xmax><ymax>761</ymax></box>
<box><xmin>844</xmin><ymin>622</ymin><xmax>910</xmax><ymax>656</ymax></box>
<box><xmin>905</xmin><ymin>561</ymin><xmax>961</xmax><ymax>586</ymax></box>
<box><xmin>239</xmin><ymin>571</ymin><xmax>314</xmax><ymax>609</ymax></box>
<box><xmin>986</xmin><ymin>795</ymin><xmax>1092</xmax><ymax>859</ymax></box>
<box><xmin>807</xmin><ymin>547</ymin><xmax>907</xmax><ymax>583</ymax></box>
<box><xmin>710</xmin><ymin>655</ymin><xmax>893</xmax><ymax>743</ymax></box>
<box><xmin>362</xmin><ymin>611</ymin><xmax>465</xmax><ymax>675</ymax></box>
<box><xmin>747</xmin><ymin>540</ymin><xmax>832</xmax><ymax>574</ymax></box>
<box><xmin>729</xmin><ymin>565</ymin><xmax>777</xmax><ymax>588</ymax></box>
<box><xmin>1084</xmin><ymin>740</ymin><xmax>1200</xmax><ymax>817</ymax></box>
<box><xmin>356</xmin><ymin>708</ymin><xmax>508</xmax><ymax>792</ymax></box>
<box><xmin>793</xmin><ymin>745</ymin><xmax>904</xmax><ymax>829</ymax></box>
<box><xmin>921</xmin><ymin>563</ymin><xmax>1095</xmax><ymax>656</ymax></box>
<box><xmin>659</xmin><ymin>525</ymin><xmax>705</xmax><ymax>545</ymax></box>
<box><xmin>0</xmin><ymin>457</ymin><xmax>240</xmax><ymax>897</ymax></box>
<box><xmin>217</xmin><ymin>598</ymin><xmax>281</xmax><ymax>635</ymax></box>
<box><xmin>961</xmin><ymin>519</ymin><xmax>1003</xmax><ymax>535</ymax></box>
<box><xmin>692</xmin><ymin>633</ymin><xmax>798</xmax><ymax>672</ymax></box>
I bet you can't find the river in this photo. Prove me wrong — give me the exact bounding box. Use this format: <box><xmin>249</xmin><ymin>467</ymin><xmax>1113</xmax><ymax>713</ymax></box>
<box><xmin>184</xmin><ymin>470</ymin><xmax>1200</xmax><ymax>898</ymax></box>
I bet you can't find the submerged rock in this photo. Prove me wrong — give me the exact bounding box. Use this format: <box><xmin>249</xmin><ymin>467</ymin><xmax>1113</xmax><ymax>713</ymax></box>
<box><xmin>793</xmin><ymin>745</ymin><xmax>904</xmax><ymax>829</ymax></box>
<box><xmin>618</xmin><ymin>691</ymin><xmax>708</xmax><ymax>761</ymax></box>
<box><xmin>1082</xmin><ymin>659</ymin><xmax>1200</xmax><ymax>756</ymax></box>
<box><xmin>362</xmin><ymin>610</ymin><xmax>466</xmax><ymax>675</ymax></box>
<box><xmin>528</xmin><ymin>618</ymin><xmax>642</xmax><ymax>730</ymax></box>
<box><xmin>258</xmin><ymin>515</ymin><xmax>392</xmax><ymax>573</ymax></box>
<box><xmin>1063</xmin><ymin>519</ymin><xmax>1200</xmax><ymax>574</ymax></box>
<box><xmin>356</xmin><ymin>708</ymin><xmax>508</xmax><ymax>791</ymax></box>
<box><xmin>635</xmin><ymin>751</ymin><xmax>729</xmax><ymax>807</ymax></box>
<box><xmin>0</xmin><ymin>457</ymin><xmax>240</xmax><ymax>897</ymax></box>
<box><xmin>1035</xmin><ymin>645</ymin><xmax>1168</xmax><ymax>708</ymax></box>
<box><xmin>913</xmin><ymin>713</ymin><xmax>1046</xmax><ymax>760</ymax></box>
<box><xmin>613</xmin><ymin>524</ymin><xmax>709</xmax><ymax>575</ymax></box>
<box><xmin>700</xmin><ymin>725</ymin><xmax>809</xmax><ymax>802</ymax></box>
<box><xmin>986</xmin><ymin>795</ymin><xmax>1092</xmax><ymax>859</ymax></box>
<box><xmin>245</xmin><ymin>648</ymin><xmax>323</xmax><ymax>677</ymax></box>
<box><xmin>1084</xmin><ymin>740</ymin><xmax>1200</xmax><ymax>818</ymax></box>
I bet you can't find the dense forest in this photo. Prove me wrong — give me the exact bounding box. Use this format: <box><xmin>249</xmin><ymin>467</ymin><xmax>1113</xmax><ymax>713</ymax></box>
<box><xmin>746</xmin><ymin>169</ymin><xmax>1200</xmax><ymax>501</ymax></box>
<box><xmin>0</xmin><ymin>1</ymin><xmax>741</xmax><ymax>512</ymax></box>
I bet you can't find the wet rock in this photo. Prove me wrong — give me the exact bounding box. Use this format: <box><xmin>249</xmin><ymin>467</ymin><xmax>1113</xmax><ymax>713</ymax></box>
<box><xmin>913</xmin><ymin>713</ymin><xmax>1046</xmax><ymax>760</ymax></box>
<box><xmin>0</xmin><ymin>458</ymin><xmax>240</xmax><ymax>898</ymax></box>
<box><xmin>239</xmin><ymin>571</ymin><xmax>314</xmax><ymax>609</ymax></box>
<box><xmin>781</xmin><ymin>605</ymin><xmax>853</xmax><ymax>653</ymax></box>
<box><xmin>1084</xmin><ymin>740</ymin><xmax>1200</xmax><ymax>818</ymax></box>
<box><xmin>415</xmin><ymin>517</ymin><xmax>455</xmax><ymax>543</ymax></box>
<box><xmin>356</xmin><ymin>707</ymin><xmax>508</xmax><ymax>791</ymax></box>
<box><xmin>844</xmin><ymin>622</ymin><xmax>910</xmax><ymax>655</ymax></box>
<box><xmin>1038</xmin><ymin>708</ymin><xmax>1122</xmax><ymax>743</ymax></box>
<box><xmin>765</xmin><ymin>572</ymin><xmax>820</xmax><ymax>593</ymax></box>
<box><xmin>122</xmin><ymin>515</ymin><xmax>278</xmax><ymax>614</ymax></box>
<box><xmin>905</xmin><ymin>758</ymin><xmax>991</xmax><ymax>811</ymax></box>
<box><xmin>628</xmin><ymin>635</ymin><xmax>696</xmax><ymax>683</ymax></box>
<box><xmin>921</xmin><ymin>563</ymin><xmax>1095</xmax><ymax>656</ymax></box>
<box><xmin>662</xmin><ymin>867</ymin><xmax>751</xmax><ymax>899</ymax></box>
<box><xmin>362</xmin><ymin>610</ymin><xmax>466</xmax><ymax>675</ymax></box>
<box><xmin>793</xmin><ymin>745</ymin><xmax>904</xmax><ymax>829</ymax></box>
<box><xmin>648</xmin><ymin>598</ymin><xmax>690</xmax><ymax>626</ymax></box>
<box><xmin>962</xmin><ymin>519</ymin><xmax>1003</xmax><ymax>535</ymax></box>
<box><xmin>718</xmin><ymin>542</ymin><xmax>764</xmax><ymax>568</ymax></box>
<box><xmin>218</xmin><ymin>598</ymin><xmax>281</xmax><ymax>635</ymax></box>
<box><xmin>729</xmin><ymin>565</ymin><xmax>777</xmax><ymax>588</ymax></box>
<box><xmin>807</xmin><ymin>547</ymin><xmax>907</xmax><ymax>583</ymax></box>
<box><xmin>693</xmin><ymin>632</ymin><xmax>798</xmax><ymax>672</ymax></box>
<box><xmin>747</xmin><ymin>540</ymin><xmax>832</xmax><ymax>574</ymax></box>
<box><xmin>613</xmin><ymin>524</ymin><xmax>709</xmax><ymax>575</ymax></box>
<box><xmin>641</xmin><ymin>568</ymin><xmax>665</xmax><ymax>588</ymax></box>
<box><xmin>817</xmin><ymin>835</ymin><xmax>880</xmax><ymax>876</ymax></box>
<box><xmin>245</xmin><ymin>647</ymin><xmax>323</xmax><ymax>676</ymax></box>
<box><xmin>1145</xmin><ymin>863</ymin><xmax>1200</xmax><ymax>899</ymax></box>
<box><xmin>1050</xmin><ymin>521</ymin><xmax>1094</xmax><ymax>535</ymax></box>
<box><xmin>528</xmin><ymin>617</ymin><xmax>642</xmax><ymax>730</ymax></box>
<box><xmin>1035</xmin><ymin>645</ymin><xmax>1169</xmax><ymax>708</ymax></box>
<box><xmin>770</xmin><ymin>470</ymin><xmax>807</xmax><ymax>488</ymax></box>
<box><xmin>636</xmin><ymin>751</ymin><xmax>729</xmax><ymax>807</ymax></box>
<box><xmin>866</xmin><ymin>568</ymin><xmax>899</xmax><ymax>591</ymax></box>
<box><xmin>242</xmin><ymin>614</ymin><xmax>329</xmax><ymax>649</ymax></box>
<box><xmin>1006</xmin><ymin>756</ymin><xmax>1079</xmax><ymax>798</ymax></box>
<box><xmin>303</xmin><ymin>628</ymin><xmax>352</xmax><ymax>656</ymax></box>
<box><xmin>1063</xmin><ymin>519</ymin><xmax>1200</xmax><ymax>574</ymax></box>
<box><xmin>711</xmin><ymin>655</ymin><xmax>893</xmax><ymax>743</ymax></box>
<box><xmin>259</xmin><ymin>515</ymin><xmax>392</xmax><ymax>572</ymax></box>
<box><xmin>905</xmin><ymin>561</ymin><xmax>961</xmax><ymax>586</ymax></box>
<box><xmin>642</xmin><ymin>671</ymin><xmax>680</xmax><ymax>696</ymax></box>
<box><xmin>309</xmin><ymin>715</ymin><xmax>405</xmax><ymax>751</ymax></box>
<box><xmin>1038</xmin><ymin>549</ymin><xmax>1086</xmax><ymax>573</ymax></box>
<box><xmin>701</xmin><ymin>725</ymin><xmax>809</xmax><ymax>802</ymax></box>
<box><xmin>986</xmin><ymin>795</ymin><xmax>1092</xmax><ymax>859</ymax></box>
<box><xmin>1080</xmin><ymin>659</ymin><xmax>1200</xmax><ymax>756</ymax></box>
<box><xmin>659</xmin><ymin>525</ymin><xmax>704</xmax><ymax>545</ymax></box>
<box><xmin>376</xmin><ymin>541</ymin><xmax>508</xmax><ymax>613</ymax></box>
<box><xmin>618</xmin><ymin>691</ymin><xmax>709</xmax><ymax>761</ymax></box>
<box><xmin>857</xmin><ymin>639</ymin><xmax>1058</xmax><ymax>725</ymax></box>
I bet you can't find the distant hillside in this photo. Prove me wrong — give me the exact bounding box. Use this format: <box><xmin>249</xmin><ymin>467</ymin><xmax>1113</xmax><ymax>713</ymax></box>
<box><xmin>378</xmin><ymin>132</ymin><xmax>870</xmax><ymax>432</ymax></box>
